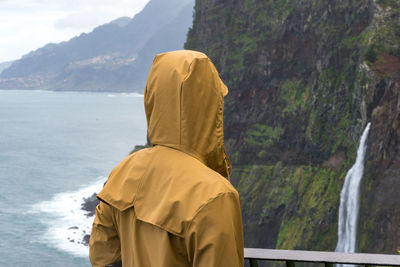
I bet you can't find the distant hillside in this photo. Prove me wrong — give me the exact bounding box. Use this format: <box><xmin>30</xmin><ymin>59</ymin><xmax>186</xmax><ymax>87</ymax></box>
<box><xmin>0</xmin><ymin>61</ymin><xmax>13</xmax><ymax>75</ymax></box>
<box><xmin>0</xmin><ymin>0</ymin><xmax>194</xmax><ymax>92</ymax></box>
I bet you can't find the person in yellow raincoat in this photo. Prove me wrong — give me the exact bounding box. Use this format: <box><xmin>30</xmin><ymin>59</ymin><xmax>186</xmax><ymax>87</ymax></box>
<box><xmin>89</xmin><ymin>50</ymin><xmax>244</xmax><ymax>267</ymax></box>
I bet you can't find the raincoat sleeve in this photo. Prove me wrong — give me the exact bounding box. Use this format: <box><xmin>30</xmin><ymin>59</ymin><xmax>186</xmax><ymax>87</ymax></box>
<box><xmin>185</xmin><ymin>192</ymin><xmax>244</xmax><ymax>267</ymax></box>
<box><xmin>89</xmin><ymin>201</ymin><xmax>121</xmax><ymax>267</ymax></box>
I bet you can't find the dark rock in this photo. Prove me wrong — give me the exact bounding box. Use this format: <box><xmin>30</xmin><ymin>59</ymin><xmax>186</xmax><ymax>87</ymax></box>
<box><xmin>82</xmin><ymin>234</ymin><xmax>90</xmax><ymax>246</ymax></box>
<box><xmin>81</xmin><ymin>193</ymin><xmax>99</xmax><ymax>217</ymax></box>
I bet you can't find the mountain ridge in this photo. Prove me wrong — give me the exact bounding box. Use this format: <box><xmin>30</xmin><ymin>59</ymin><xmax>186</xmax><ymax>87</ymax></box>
<box><xmin>0</xmin><ymin>0</ymin><xmax>194</xmax><ymax>92</ymax></box>
<box><xmin>0</xmin><ymin>61</ymin><xmax>13</xmax><ymax>75</ymax></box>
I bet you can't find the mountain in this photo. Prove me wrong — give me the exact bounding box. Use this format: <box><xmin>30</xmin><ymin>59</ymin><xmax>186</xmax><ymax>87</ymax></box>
<box><xmin>0</xmin><ymin>0</ymin><xmax>194</xmax><ymax>92</ymax></box>
<box><xmin>186</xmin><ymin>0</ymin><xmax>400</xmax><ymax>254</ymax></box>
<box><xmin>0</xmin><ymin>61</ymin><xmax>13</xmax><ymax>75</ymax></box>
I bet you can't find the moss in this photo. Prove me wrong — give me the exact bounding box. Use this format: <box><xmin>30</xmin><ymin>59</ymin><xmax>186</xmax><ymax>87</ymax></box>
<box><xmin>231</xmin><ymin>151</ymin><xmax>240</xmax><ymax>164</ymax></box>
<box><xmin>232</xmin><ymin>164</ymin><xmax>344</xmax><ymax>251</ymax></box>
<box><xmin>376</xmin><ymin>0</ymin><xmax>400</xmax><ymax>9</ymax></box>
<box><xmin>339</xmin><ymin>36</ymin><xmax>358</xmax><ymax>50</ymax></box>
<box><xmin>243</xmin><ymin>124</ymin><xmax>284</xmax><ymax>158</ymax></box>
<box><xmin>257</xmin><ymin>150</ymin><xmax>268</xmax><ymax>159</ymax></box>
<box><xmin>365</xmin><ymin>45</ymin><xmax>378</xmax><ymax>63</ymax></box>
<box><xmin>244</xmin><ymin>0</ymin><xmax>294</xmax><ymax>21</ymax></box>
<box><xmin>280</xmin><ymin>80</ymin><xmax>310</xmax><ymax>114</ymax></box>
<box><xmin>234</xmin><ymin>33</ymin><xmax>258</xmax><ymax>53</ymax></box>
<box><xmin>244</xmin><ymin>124</ymin><xmax>284</xmax><ymax>146</ymax></box>
<box><xmin>276</xmin><ymin>166</ymin><xmax>343</xmax><ymax>250</ymax></box>
<box><xmin>330</xmin><ymin>114</ymin><xmax>353</xmax><ymax>153</ymax></box>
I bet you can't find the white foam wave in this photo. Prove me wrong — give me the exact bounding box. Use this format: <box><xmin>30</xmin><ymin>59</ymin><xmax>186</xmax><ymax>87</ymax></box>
<box><xmin>120</xmin><ymin>92</ymin><xmax>143</xmax><ymax>97</ymax></box>
<box><xmin>32</xmin><ymin>89</ymin><xmax>53</xmax><ymax>93</ymax></box>
<box><xmin>107</xmin><ymin>92</ymin><xmax>143</xmax><ymax>98</ymax></box>
<box><xmin>30</xmin><ymin>177</ymin><xmax>106</xmax><ymax>258</ymax></box>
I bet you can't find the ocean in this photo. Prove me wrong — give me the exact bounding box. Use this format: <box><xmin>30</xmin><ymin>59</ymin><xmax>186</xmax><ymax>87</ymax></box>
<box><xmin>0</xmin><ymin>90</ymin><xmax>147</xmax><ymax>266</ymax></box>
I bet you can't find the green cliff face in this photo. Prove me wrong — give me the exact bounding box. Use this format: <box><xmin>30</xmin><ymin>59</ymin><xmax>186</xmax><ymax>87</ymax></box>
<box><xmin>186</xmin><ymin>0</ymin><xmax>400</xmax><ymax>253</ymax></box>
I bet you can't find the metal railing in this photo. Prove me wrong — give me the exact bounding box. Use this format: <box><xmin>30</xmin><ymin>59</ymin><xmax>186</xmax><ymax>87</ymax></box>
<box><xmin>244</xmin><ymin>248</ymin><xmax>400</xmax><ymax>267</ymax></box>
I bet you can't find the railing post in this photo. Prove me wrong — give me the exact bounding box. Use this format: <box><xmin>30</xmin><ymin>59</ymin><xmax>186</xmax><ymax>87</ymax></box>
<box><xmin>324</xmin><ymin>263</ymin><xmax>334</xmax><ymax>267</ymax></box>
<box><xmin>249</xmin><ymin>259</ymin><xmax>258</xmax><ymax>267</ymax></box>
<box><xmin>286</xmin><ymin>260</ymin><xmax>295</xmax><ymax>267</ymax></box>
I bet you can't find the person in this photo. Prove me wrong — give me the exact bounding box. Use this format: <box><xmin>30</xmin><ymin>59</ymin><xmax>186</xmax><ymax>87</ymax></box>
<box><xmin>89</xmin><ymin>50</ymin><xmax>244</xmax><ymax>267</ymax></box>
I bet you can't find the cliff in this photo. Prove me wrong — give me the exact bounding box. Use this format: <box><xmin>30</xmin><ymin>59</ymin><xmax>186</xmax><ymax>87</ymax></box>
<box><xmin>185</xmin><ymin>0</ymin><xmax>400</xmax><ymax>253</ymax></box>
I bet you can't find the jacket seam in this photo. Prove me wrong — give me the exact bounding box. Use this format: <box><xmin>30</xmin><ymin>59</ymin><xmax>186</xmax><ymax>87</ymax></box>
<box><xmin>180</xmin><ymin>60</ymin><xmax>195</xmax><ymax>146</ymax></box>
<box><xmin>134</xmin><ymin>215</ymin><xmax>185</xmax><ymax>238</ymax></box>
<box><xmin>132</xmin><ymin>150</ymin><xmax>154</xmax><ymax>206</ymax></box>
<box><xmin>184</xmin><ymin>191</ymin><xmax>237</xmax><ymax>235</ymax></box>
<box><xmin>133</xmin><ymin>191</ymin><xmax>237</xmax><ymax>238</ymax></box>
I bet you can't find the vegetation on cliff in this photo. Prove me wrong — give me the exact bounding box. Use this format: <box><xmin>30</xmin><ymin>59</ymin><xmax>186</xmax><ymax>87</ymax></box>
<box><xmin>186</xmin><ymin>0</ymin><xmax>400</xmax><ymax>253</ymax></box>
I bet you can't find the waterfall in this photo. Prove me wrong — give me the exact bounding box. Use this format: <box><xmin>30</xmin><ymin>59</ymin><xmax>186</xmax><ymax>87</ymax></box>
<box><xmin>335</xmin><ymin>122</ymin><xmax>371</xmax><ymax>266</ymax></box>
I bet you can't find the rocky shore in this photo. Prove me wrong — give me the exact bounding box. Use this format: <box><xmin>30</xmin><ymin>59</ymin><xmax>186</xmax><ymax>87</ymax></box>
<box><xmin>80</xmin><ymin>193</ymin><xmax>123</xmax><ymax>266</ymax></box>
<box><xmin>80</xmin><ymin>193</ymin><xmax>99</xmax><ymax>246</ymax></box>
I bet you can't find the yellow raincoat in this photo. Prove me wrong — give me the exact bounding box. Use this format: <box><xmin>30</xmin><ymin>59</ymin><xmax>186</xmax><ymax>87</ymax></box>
<box><xmin>89</xmin><ymin>50</ymin><xmax>244</xmax><ymax>267</ymax></box>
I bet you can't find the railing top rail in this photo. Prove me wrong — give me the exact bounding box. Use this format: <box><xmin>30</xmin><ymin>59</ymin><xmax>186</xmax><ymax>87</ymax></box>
<box><xmin>244</xmin><ymin>248</ymin><xmax>400</xmax><ymax>266</ymax></box>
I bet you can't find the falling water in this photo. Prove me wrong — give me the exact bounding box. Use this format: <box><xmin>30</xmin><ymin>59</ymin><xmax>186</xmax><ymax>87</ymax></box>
<box><xmin>335</xmin><ymin>123</ymin><xmax>371</xmax><ymax>266</ymax></box>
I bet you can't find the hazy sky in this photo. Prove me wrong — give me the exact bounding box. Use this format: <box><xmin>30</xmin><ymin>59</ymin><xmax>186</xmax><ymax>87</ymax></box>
<box><xmin>0</xmin><ymin>0</ymin><xmax>150</xmax><ymax>63</ymax></box>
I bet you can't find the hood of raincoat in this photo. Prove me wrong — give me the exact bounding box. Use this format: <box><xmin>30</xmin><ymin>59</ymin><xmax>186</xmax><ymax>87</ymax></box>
<box><xmin>144</xmin><ymin>50</ymin><xmax>231</xmax><ymax>177</ymax></box>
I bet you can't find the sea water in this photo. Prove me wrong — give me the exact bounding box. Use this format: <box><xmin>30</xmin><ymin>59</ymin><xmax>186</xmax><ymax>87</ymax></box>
<box><xmin>0</xmin><ymin>90</ymin><xmax>147</xmax><ymax>266</ymax></box>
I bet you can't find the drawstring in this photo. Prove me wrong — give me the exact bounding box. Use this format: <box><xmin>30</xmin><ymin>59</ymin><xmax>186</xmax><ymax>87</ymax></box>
<box><xmin>224</xmin><ymin>157</ymin><xmax>231</xmax><ymax>180</ymax></box>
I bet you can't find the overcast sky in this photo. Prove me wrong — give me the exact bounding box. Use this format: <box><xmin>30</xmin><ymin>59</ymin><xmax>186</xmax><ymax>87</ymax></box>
<box><xmin>0</xmin><ymin>0</ymin><xmax>150</xmax><ymax>63</ymax></box>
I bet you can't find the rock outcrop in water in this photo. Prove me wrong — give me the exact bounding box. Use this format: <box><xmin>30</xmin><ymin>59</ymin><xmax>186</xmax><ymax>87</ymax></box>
<box><xmin>185</xmin><ymin>0</ymin><xmax>400</xmax><ymax>253</ymax></box>
<box><xmin>81</xmin><ymin>193</ymin><xmax>99</xmax><ymax>217</ymax></box>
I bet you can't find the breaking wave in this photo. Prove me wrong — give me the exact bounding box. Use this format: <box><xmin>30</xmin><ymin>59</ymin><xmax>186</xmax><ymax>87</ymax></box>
<box><xmin>107</xmin><ymin>92</ymin><xmax>143</xmax><ymax>97</ymax></box>
<box><xmin>30</xmin><ymin>177</ymin><xmax>106</xmax><ymax>257</ymax></box>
